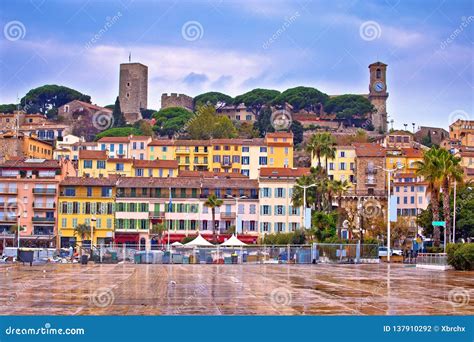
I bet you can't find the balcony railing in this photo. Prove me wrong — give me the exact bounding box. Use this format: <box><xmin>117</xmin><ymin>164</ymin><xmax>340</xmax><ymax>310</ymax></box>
<box><xmin>149</xmin><ymin>211</ymin><xmax>164</xmax><ymax>218</ymax></box>
<box><xmin>33</xmin><ymin>188</ymin><xmax>57</xmax><ymax>195</ymax></box>
<box><xmin>365</xmin><ymin>179</ymin><xmax>377</xmax><ymax>185</ymax></box>
<box><xmin>33</xmin><ymin>202</ymin><xmax>56</xmax><ymax>209</ymax></box>
<box><xmin>0</xmin><ymin>202</ymin><xmax>17</xmax><ymax>208</ymax></box>
<box><xmin>220</xmin><ymin>212</ymin><xmax>236</xmax><ymax>219</ymax></box>
<box><xmin>365</xmin><ymin>168</ymin><xmax>378</xmax><ymax>174</ymax></box>
<box><xmin>221</xmin><ymin>161</ymin><xmax>232</xmax><ymax>168</ymax></box>
<box><xmin>0</xmin><ymin>216</ymin><xmax>16</xmax><ymax>222</ymax></box>
<box><xmin>0</xmin><ymin>188</ymin><xmax>18</xmax><ymax>194</ymax></box>
<box><xmin>32</xmin><ymin>217</ymin><xmax>55</xmax><ymax>223</ymax></box>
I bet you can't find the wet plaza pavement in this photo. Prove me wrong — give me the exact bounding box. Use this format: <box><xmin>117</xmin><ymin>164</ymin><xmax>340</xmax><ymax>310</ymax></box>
<box><xmin>0</xmin><ymin>263</ymin><xmax>472</xmax><ymax>315</ymax></box>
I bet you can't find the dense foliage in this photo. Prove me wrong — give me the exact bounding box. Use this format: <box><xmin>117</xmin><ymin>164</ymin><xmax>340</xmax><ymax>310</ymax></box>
<box><xmin>272</xmin><ymin>86</ymin><xmax>329</xmax><ymax>112</ymax></box>
<box><xmin>194</xmin><ymin>92</ymin><xmax>233</xmax><ymax>108</ymax></box>
<box><xmin>324</xmin><ymin>94</ymin><xmax>374</xmax><ymax>119</ymax></box>
<box><xmin>187</xmin><ymin>105</ymin><xmax>237</xmax><ymax>139</ymax></box>
<box><xmin>95</xmin><ymin>127</ymin><xmax>142</xmax><ymax>140</ymax></box>
<box><xmin>152</xmin><ymin>107</ymin><xmax>193</xmax><ymax>138</ymax></box>
<box><xmin>112</xmin><ymin>97</ymin><xmax>126</xmax><ymax>127</ymax></box>
<box><xmin>234</xmin><ymin>88</ymin><xmax>280</xmax><ymax>115</ymax></box>
<box><xmin>0</xmin><ymin>104</ymin><xmax>17</xmax><ymax>113</ymax></box>
<box><xmin>262</xmin><ymin>229</ymin><xmax>307</xmax><ymax>245</ymax></box>
<box><xmin>20</xmin><ymin>84</ymin><xmax>91</xmax><ymax>118</ymax></box>
<box><xmin>447</xmin><ymin>243</ymin><xmax>474</xmax><ymax>270</ymax></box>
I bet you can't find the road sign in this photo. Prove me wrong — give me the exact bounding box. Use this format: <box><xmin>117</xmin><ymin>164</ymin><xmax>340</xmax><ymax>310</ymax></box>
<box><xmin>432</xmin><ymin>221</ymin><xmax>446</xmax><ymax>227</ymax></box>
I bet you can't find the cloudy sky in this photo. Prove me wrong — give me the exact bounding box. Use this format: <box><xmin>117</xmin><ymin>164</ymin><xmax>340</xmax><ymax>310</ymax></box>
<box><xmin>0</xmin><ymin>0</ymin><xmax>472</xmax><ymax>129</ymax></box>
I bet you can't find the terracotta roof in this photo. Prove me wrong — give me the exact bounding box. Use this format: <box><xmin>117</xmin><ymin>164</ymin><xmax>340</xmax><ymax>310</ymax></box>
<box><xmin>388</xmin><ymin>130</ymin><xmax>413</xmax><ymax>136</ymax></box>
<box><xmin>132</xmin><ymin>159</ymin><xmax>178</xmax><ymax>168</ymax></box>
<box><xmin>0</xmin><ymin>158</ymin><xmax>61</xmax><ymax>169</ymax></box>
<box><xmin>97</xmin><ymin>136</ymin><xmax>130</xmax><ymax>143</ymax></box>
<box><xmin>259</xmin><ymin>167</ymin><xmax>310</xmax><ymax>178</ymax></box>
<box><xmin>129</xmin><ymin>135</ymin><xmax>152</xmax><ymax>141</ymax></box>
<box><xmin>266</xmin><ymin>132</ymin><xmax>293</xmax><ymax>138</ymax></box>
<box><xmin>266</xmin><ymin>141</ymin><xmax>293</xmax><ymax>147</ymax></box>
<box><xmin>174</xmin><ymin>140</ymin><xmax>212</xmax><ymax>146</ymax></box>
<box><xmin>117</xmin><ymin>177</ymin><xmax>258</xmax><ymax>189</ymax></box>
<box><xmin>353</xmin><ymin>143</ymin><xmax>386</xmax><ymax>157</ymax></box>
<box><xmin>401</xmin><ymin>148</ymin><xmax>423</xmax><ymax>158</ymax></box>
<box><xmin>79</xmin><ymin>150</ymin><xmax>107</xmax><ymax>160</ymax></box>
<box><xmin>107</xmin><ymin>158</ymin><xmax>134</xmax><ymax>163</ymax></box>
<box><xmin>63</xmin><ymin>100</ymin><xmax>112</xmax><ymax>113</ymax></box>
<box><xmin>60</xmin><ymin>176</ymin><xmax>117</xmax><ymax>187</ymax></box>
<box><xmin>466</xmin><ymin>168</ymin><xmax>474</xmax><ymax>176</ymax></box>
<box><xmin>149</xmin><ymin>139</ymin><xmax>173</xmax><ymax>146</ymax></box>
<box><xmin>178</xmin><ymin>171</ymin><xmax>248</xmax><ymax>178</ymax></box>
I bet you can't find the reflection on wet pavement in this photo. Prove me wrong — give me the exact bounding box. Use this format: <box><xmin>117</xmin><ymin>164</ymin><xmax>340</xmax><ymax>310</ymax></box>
<box><xmin>0</xmin><ymin>264</ymin><xmax>472</xmax><ymax>315</ymax></box>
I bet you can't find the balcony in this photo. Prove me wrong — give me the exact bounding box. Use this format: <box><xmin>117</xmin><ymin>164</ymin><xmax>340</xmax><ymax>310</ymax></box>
<box><xmin>33</xmin><ymin>202</ymin><xmax>56</xmax><ymax>209</ymax></box>
<box><xmin>220</xmin><ymin>212</ymin><xmax>236</xmax><ymax>219</ymax></box>
<box><xmin>0</xmin><ymin>216</ymin><xmax>16</xmax><ymax>222</ymax></box>
<box><xmin>0</xmin><ymin>188</ymin><xmax>18</xmax><ymax>194</ymax></box>
<box><xmin>194</xmin><ymin>148</ymin><xmax>208</xmax><ymax>155</ymax></box>
<box><xmin>149</xmin><ymin>211</ymin><xmax>164</xmax><ymax>219</ymax></box>
<box><xmin>176</xmin><ymin>148</ymin><xmax>190</xmax><ymax>154</ymax></box>
<box><xmin>33</xmin><ymin>188</ymin><xmax>56</xmax><ymax>195</ymax></box>
<box><xmin>32</xmin><ymin>216</ymin><xmax>55</xmax><ymax>223</ymax></box>
<box><xmin>365</xmin><ymin>179</ymin><xmax>377</xmax><ymax>185</ymax></box>
<box><xmin>0</xmin><ymin>202</ymin><xmax>17</xmax><ymax>208</ymax></box>
<box><xmin>221</xmin><ymin>161</ymin><xmax>232</xmax><ymax>168</ymax></box>
<box><xmin>365</xmin><ymin>168</ymin><xmax>378</xmax><ymax>174</ymax></box>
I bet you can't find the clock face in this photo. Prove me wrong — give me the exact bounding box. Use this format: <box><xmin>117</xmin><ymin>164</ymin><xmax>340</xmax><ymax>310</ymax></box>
<box><xmin>374</xmin><ymin>82</ymin><xmax>385</xmax><ymax>92</ymax></box>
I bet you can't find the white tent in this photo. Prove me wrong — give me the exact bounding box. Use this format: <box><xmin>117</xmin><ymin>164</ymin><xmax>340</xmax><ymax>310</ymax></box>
<box><xmin>171</xmin><ymin>241</ymin><xmax>183</xmax><ymax>247</ymax></box>
<box><xmin>220</xmin><ymin>234</ymin><xmax>247</xmax><ymax>247</ymax></box>
<box><xmin>184</xmin><ymin>234</ymin><xmax>214</xmax><ymax>247</ymax></box>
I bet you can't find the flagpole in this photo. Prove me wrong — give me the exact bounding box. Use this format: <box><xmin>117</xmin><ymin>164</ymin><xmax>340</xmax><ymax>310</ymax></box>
<box><xmin>167</xmin><ymin>186</ymin><xmax>171</xmax><ymax>251</ymax></box>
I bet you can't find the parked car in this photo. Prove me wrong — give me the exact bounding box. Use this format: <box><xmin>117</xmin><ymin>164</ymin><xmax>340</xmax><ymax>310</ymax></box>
<box><xmin>378</xmin><ymin>247</ymin><xmax>403</xmax><ymax>257</ymax></box>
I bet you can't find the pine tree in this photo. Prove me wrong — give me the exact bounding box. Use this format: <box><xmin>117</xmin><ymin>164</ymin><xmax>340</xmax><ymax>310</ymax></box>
<box><xmin>112</xmin><ymin>97</ymin><xmax>126</xmax><ymax>127</ymax></box>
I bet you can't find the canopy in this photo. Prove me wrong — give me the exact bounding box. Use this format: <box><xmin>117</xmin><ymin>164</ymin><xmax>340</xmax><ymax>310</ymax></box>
<box><xmin>220</xmin><ymin>234</ymin><xmax>247</xmax><ymax>247</ymax></box>
<box><xmin>184</xmin><ymin>234</ymin><xmax>214</xmax><ymax>247</ymax></box>
<box><xmin>171</xmin><ymin>241</ymin><xmax>183</xmax><ymax>246</ymax></box>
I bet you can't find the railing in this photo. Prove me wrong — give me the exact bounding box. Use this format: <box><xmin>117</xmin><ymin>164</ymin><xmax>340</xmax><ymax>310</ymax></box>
<box><xmin>33</xmin><ymin>188</ymin><xmax>57</xmax><ymax>195</ymax></box>
<box><xmin>365</xmin><ymin>179</ymin><xmax>377</xmax><ymax>185</ymax></box>
<box><xmin>0</xmin><ymin>188</ymin><xmax>18</xmax><ymax>194</ymax></box>
<box><xmin>0</xmin><ymin>202</ymin><xmax>17</xmax><ymax>208</ymax></box>
<box><xmin>33</xmin><ymin>202</ymin><xmax>56</xmax><ymax>209</ymax></box>
<box><xmin>220</xmin><ymin>212</ymin><xmax>236</xmax><ymax>219</ymax></box>
<box><xmin>416</xmin><ymin>253</ymin><xmax>448</xmax><ymax>266</ymax></box>
<box><xmin>365</xmin><ymin>168</ymin><xmax>378</xmax><ymax>174</ymax></box>
<box><xmin>32</xmin><ymin>217</ymin><xmax>55</xmax><ymax>222</ymax></box>
<box><xmin>149</xmin><ymin>211</ymin><xmax>164</xmax><ymax>218</ymax></box>
<box><xmin>0</xmin><ymin>216</ymin><xmax>16</xmax><ymax>222</ymax></box>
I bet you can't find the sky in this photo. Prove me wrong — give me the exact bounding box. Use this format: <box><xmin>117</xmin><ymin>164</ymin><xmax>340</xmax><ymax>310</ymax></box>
<box><xmin>0</xmin><ymin>0</ymin><xmax>472</xmax><ymax>130</ymax></box>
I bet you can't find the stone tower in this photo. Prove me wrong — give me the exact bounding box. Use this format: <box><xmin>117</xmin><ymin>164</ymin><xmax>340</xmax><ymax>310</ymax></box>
<box><xmin>368</xmin><ymin>61</ymin><xmax>388</xmax><ymax>133</ymax></box>
<box><xmin>119</xmin><ymin>62</ymin><xmax>148</xmax><ymax>123</ymax></box>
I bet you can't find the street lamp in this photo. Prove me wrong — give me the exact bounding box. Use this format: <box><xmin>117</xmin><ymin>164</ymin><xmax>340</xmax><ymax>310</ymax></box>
<box><xmin>90</xmin><ymin>216</ymin><xmax>97</xmax><ymax>250</ymax></box>
<box><xmin>226</xmin><ymin>195</ymin><xmax>247</xmax><ymax>235</ymax></box>
<box><xmin>16</xmin><ymin>206</ymin><xmax>26</xmax><ymax>249</ymax></box>
<box><xmin>294</xmin><ymin>183</ymin><xmax>317</xmax><ymax>229</ymax></box>
<box><xmin>375</xmin><ymin>163</ymin><xmax>404</xmax><ymax>262</ymax></box>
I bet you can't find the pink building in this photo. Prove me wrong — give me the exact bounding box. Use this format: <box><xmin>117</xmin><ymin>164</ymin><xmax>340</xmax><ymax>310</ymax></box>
<box><xmin>0</xmin><ymin>158</ymin><xmax>75</xmax><ymax>250</ymax></box>
<box><xmin>393</xmin><ymin>172</ymin><xmax>429</xmax><ymax>233</ymax></box>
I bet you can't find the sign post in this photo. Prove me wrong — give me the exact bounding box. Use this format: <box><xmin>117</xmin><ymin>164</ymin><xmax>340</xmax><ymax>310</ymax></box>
<box><xmin>432</xmin><ymin>221</ymin><xmax>446</xmax><ymax>253</ymax></box>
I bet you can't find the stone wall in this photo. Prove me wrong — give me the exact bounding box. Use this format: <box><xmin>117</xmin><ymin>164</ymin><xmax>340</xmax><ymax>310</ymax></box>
<box><xmin>161</xmin><ymin>93</ymin><xmax>194</xmax><ymax>111</ymax></box>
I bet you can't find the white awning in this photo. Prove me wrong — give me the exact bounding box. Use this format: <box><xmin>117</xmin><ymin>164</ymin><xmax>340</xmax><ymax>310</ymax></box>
<box><xmin>171</xmin><ymin>241</ymin><xmax>183</xmax><ymax>246</ymax></box>
<box><xmin>184</xmin><ymin>234</ymin><xmax>214</xmax><ymax>247</ymax></box>
<box><xmin>220</xmin><ymin>234</ymin><xmax>247</xmax><ymax>247</ymax></box>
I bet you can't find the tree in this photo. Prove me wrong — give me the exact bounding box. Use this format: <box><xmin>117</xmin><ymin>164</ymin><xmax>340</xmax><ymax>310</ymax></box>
<box><xmin>194</xmin><ymin>92</ymin><xmax>233</xmax><ymax>109</ymax></box>
<box><xmin>306</xmin><ymin>132</ymin><xmax>336</xmax><ymax>170</ymax></box>
<box><xmin>454</xmin><ymin>184</ymin><xmax>474</xmax><ymax>241</ymax></box>
<box><xmin>134</xmin><ymin>120</ymin><xmax>154</xmax><ymax>136</ymax></box>
<box><xmin>112</xmin><ymin>97</ymin><xmax>126</xmax><ymax>127</ymax></box>
<box><xmin>233</xmin><ymin>88</ymin><xmax>280</xmax><ymax>116</ymax></box>
<box><xmin>95</xmin><ymin>127</ymin><xmax>141</xmax><ymax>140</ymax></box>
<box><xmin>272</xmin><ymin>86</ymin><xmax>329</xmax><ymax>113</ymax></box>
<box><xmin>74</xmin><ymin>223</ymin><xmax>91</xmax><ymax>256</ymax></box>
<box><xmin>332</xmin><ymin>179</ymin><xmax>351</xmax><ymax>236</ymax></box>
<box><xmin>311</xmin><ymin>211</ymin><xmax>337</xmax><ymax>242</ymax></box>
<box><xmin>20</xmin><ymin>84</ymin><xmax>91</xmax><ymax>118</ymax></box>
<box><xmin>152</xmin><ymin>107</ymin><xmax>193</xmax><ymax>138</ymax></box>
<box><xmin>204</xmin><ymin>194</ymin><xmax>223</xmax><ymax>243</ymax></box>
<box><xmin>324</xmin><ymin>94</ymin><xmax>374</xmax><ymax>123</ymax></box>
<box><xmin>140</xmin><ymin>108</ymin><xmax>157</xmax><ymax>119</ymax></box>
<box><xmin>187</xmin><ymin>105</ymin><xmax>237</xmax><ymax>139</ymax></box>
<box><xmin>438</xmin><ymin>149</ymin><xmax>463</xmax><ymax>241</ymax></box>
<box><xmin>236</xmin><ymin>121</ymin><xmax>260</xmax><ymax>139</ymax></box>
<box><xmin>150</xmin><ymin>222</ymin><xmax>167</xmax><ymax>244</ymax></box>
<box><xmin>254</xmin><ymin>107</ymin><xmax>275</xmax><ymax>137</ymax></box>
<box><xmin>0</xmin><ymin>104</ymin><xmax>17</xmax><ymax>113</ymax></box>
<box><xmin>415</xmin><ymin>147</ymin><xmax>444</xmax><ymax>246</ymax></box>
<box><xmin>290</xmin><ymin>120</ymin><xmax>303</xmax><ymax>145</ymax></box>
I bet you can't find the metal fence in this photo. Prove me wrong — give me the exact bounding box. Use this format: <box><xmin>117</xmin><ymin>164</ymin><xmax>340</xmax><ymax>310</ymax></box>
<box><xmin>416</xmin><ymin>253</ymin><xmax>448</xmax><ymax>266</ymax></box>
<box><xmin>89</xmin><ymin>243</ymin><xmax>379</xmax><ymax>265</ymax></box>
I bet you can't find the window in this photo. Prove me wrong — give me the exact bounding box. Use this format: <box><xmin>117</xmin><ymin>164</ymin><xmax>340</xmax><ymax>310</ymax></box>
<box><xmin>329</xmin><ymin>163</ymin><xmax>334</xmax><ymax>170</ymax></box>
<box><xmin>102</xmin><ymin>187</ymin><xmax>112</xmax><ymax>197</ymax></box>
<box><xmin>418</xmin><ymin>196</ymin><xmax>423</xmax><ymax>204</ymax></box>
<box><xmin>140</xmin><ymin>142</ymin><xmax>144</xmax><ymax>149</ymax></box>
<box><xmin>65</xmin><ymin>187</ymin><xmax>76</xmax><ymax>196</ymax></box>
<box><xmin>133</xmin><ymin>142</ymin><xmax>137</xmax><ymax>149</ymax></box>
<box><xmin>284</xmin><ymin>147</ymin><xmax>289</xmax><ymax>155</ymax></box>
<box><xmin>135</xmin><ymin>168</ymin><xmax>144</xmax><ymax>177</ymax></box>
<box><xmin>241</xmin><ymin>170</ymin><xmax>249</xmax><ymax>176</ymax></box>
<box><xmin>261</xmin><ymin>205</ymin><xmax>271</xmax><ymax>215</ymax></box>
<box><xmin>259</xmin><ymin>157</ymin><xmax>267</xmax><ymax>165</ymax></box>
<box><xmin>110</xmin><ymin>144</ymin><xmax>115</xmax><ymax>152</ymax></box>
<box><xmin>97</xmin><ymin>160</ymin><xmax>106</xmax><ymax>169</ymax></box>
<box><xmin>275</xmin><ymin>205</ymin><xmax>285</xmax><ymax>215</ymax></box>
<box><xmin>275</xmin><ymin>188</ymin><xmax>285</xmax><ymax>198</ymax></box>
<box><xmin>410</xmin><ymin>196</ymin><xmax>415</xmax><ymax>204</ymax></box>
<box><xmin>87</xmin><ymin>187</ymin><xmax>92</xmax><ymax>197</ymax></box>
<box><xmin>339</xmin><ymin>162</ymin><xmax>346</xmax><ymax>170</ymax></box>
<box><xmin>83</xmin><ymin>160</ymin><xmax>92</xmax><ymax>169</ymax></box>
<box><xmin>260</xmin><ymin>147</ymin><xmax>267</xmax><ymax>153</ymax></box>
<box><xmin>101</xmin><ymin>144</ymin><xmax>106</xmax><ymax>150</ymax></box>
<box><xmin>249</xmin><ymin>204</ymin><xmax>256</xmax><ymax>214</ymax></box>
<box><xmin>232</xmin><ymin>155</ymin><xmax>240</xmax><ymax>163</ymax></box>
<box><xmin>376</xmin><ymin>68</ymin><xmax>381</xmax><ymax>79</ymax></box>
<box><xmin>116</xmin><ymin>163</ymin><xmax>124</xmax><ymax>171</ymax></box>
<box><xmin>213</xmin><ymin>155</ymin><xmax>221</xmax><ymax>163</ymax></box>
<box><xmin>242</xmin><ymin>157</ymin><xmax>249</xmax><ymax>165</ymax></box>
<box><xmin>403</xmin><ymin>197</ymin><xmax>408</xmax><ymax>204</ymax></box>
<box><xmin>242</xmin><ymin>146</ymin><xmax>249</xmax><ymax>152</ymax></box>
<box><xmin>269</xmin><ymin>158</ymin><xmax>274</xmax><ymax>166</ymax></box>
<box><xmin>262</xmin><ymin>188</ymin><xmax>271</xmax><ymax>197</ymax></box>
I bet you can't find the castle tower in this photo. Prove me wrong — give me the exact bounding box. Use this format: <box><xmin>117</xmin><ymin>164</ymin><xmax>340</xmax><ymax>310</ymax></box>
<box><xmin>119</xmin><ymin>62</ymin><xmax>148</xmax><ymax>123</ymax></box>
<box><xmin>368</xmin><ymin>61</ymin><xmax>388</xmax><ymax>133</ymax></box>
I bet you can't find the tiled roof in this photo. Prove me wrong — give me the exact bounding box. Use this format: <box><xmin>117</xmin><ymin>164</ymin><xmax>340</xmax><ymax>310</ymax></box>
<box><xmin>78</xmin><ymin>150</ymin><xmax>107</xmax><ymax>160</ymax></box>
<box><xmin>129</xmin><ymin>135</ymin><xmax>152</xmax><ymax>141</ymax></box>
<box><xmin>60</xmin><ymin>176</ymin><xmax>117</xmax><ymax>187</ymax></box>
<box><xmin>259</xmin><ymin>167</ymin><xmax>310</xmax><ymax>178</ymax></box>
<box><xmin>353</xmin><ymin>143</ymin><xmax>386</xmax><ymax>157</ymax></box>
<box><xmin>266</xmin><ymin>132</ymin><xmax>293</xmax><ymax>138</ymax></box>
<box><xmin>97</xmin><ymin>136</ymin><xmax>130</xmax><ymax>143</ymax></box>
<box><xmin>173</xmin><ymin>140</ymin><xmax>212</xmax><ymax>146</ymax></box>
<box><xmin>0</xmin><ymin>158</ymin><xmax>61</xmax><ymax>169</ymax></box>
<box><xmin>149</xmin><ymin>139</ymin><xmax>173</xmax><ymax>146</ymax></box>
<box><xmin>117</xmin><ymin>177</ymin><xmax>258</xmax><ymax>189</ymax></box>
<box><xmin>401</xmin><ymin>148</ymin><xmax>423</xmax><ymax>158</ymax></box>
<box><xmin>63</xmin><ymin>100</ymin><xmax>112</xmax><ymax>113</ymax></box>
<box><xmin>132</xmin><ymin>159</ymin><xmax>178</xmax><ymax>168</ymax></box>
<box><xmin>178</xmin><ymin>170</ymin><xmax>248</xmax><ymax>178</ymax></box>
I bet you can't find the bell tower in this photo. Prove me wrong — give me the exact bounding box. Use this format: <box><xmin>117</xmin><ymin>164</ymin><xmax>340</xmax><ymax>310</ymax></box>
<box><xmin>368</xmin><ymin>62</ymin><xmax>388</xmax><ymax>133</ymax></box>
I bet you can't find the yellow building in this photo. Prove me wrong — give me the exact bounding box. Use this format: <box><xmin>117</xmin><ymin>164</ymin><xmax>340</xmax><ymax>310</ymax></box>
<box><xmin>174</xmin><ymin>140</ymin><xmax>211</xmax><ymax>172</ymax></box>
<box><xmin>386</xmin><ymin>147</ymin><xmax>423</xmax><ymax>175</ymax></box>
<box><xmin>315</xmin><ymin>146</ymin><xmax>356</xmax><ymax>184</ymax></box>
<box><xmin>148</xmin><ymin>140</ymin><xmax>175</xmax><ymax>160</ymax></box>
<box><xmin>58</xmin><ymin>177</ymin><xmax>117</xmax><ymax>247</ymax></box>
<box><xmin>265</xmin><ymin>132</ymin><xmax>293</xmax><ymax>169</ymax></box>
<box><xmin>78</xmin><ymin>150</ymin><xmax>178</xmax><ymax>178</ymax></box>
<box><xmin>450</xmin><ymin>119</ymin><xmax>474</xmax><ymax>147</ymax></box>
<box><xmin>0</xmin><ymin>133</ymin><xmax>53</xmax><ymax>160</ymax></box>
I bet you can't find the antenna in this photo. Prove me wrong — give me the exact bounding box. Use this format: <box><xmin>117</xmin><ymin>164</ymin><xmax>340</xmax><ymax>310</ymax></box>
<box><xmin>129</xmin><ymin>52</ymin><xmax>131</xmax><ymax>63</ymax></box>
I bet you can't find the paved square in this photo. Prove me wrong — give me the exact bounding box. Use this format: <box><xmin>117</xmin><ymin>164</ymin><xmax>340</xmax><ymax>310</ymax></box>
<box><xmin>0</xmin><ymin>264</ymin><xmax>472</xmax><ymax>315</ymax></box>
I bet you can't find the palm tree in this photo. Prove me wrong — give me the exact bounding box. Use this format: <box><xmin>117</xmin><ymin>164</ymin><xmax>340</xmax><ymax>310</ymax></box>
<box><xmin>74</xmin><ymin>223</ymin><xmax>91</xmax><ymax>256</ymax></box>
<box><xmin>150</xmin><ymin>222</ymin><xmax>167</xmax><ymax>246</ymax></box>
<box><xmin>332</xmin><ymin>180</ymin><xmax>351</xmax><ymax>237</ymax></box>
<box><xmin>415</xmin><ymin>148</ymin><xmax>444</xmax><ymax>246</ymax></box>
<box><xmin>437</xmin><ymin>149</ymin><xmax>463</xmax><ymax>242</ymax></box>
<box><xmin>204</xmin><ymin>194</ymin><xmax>223</xmax><ymax>243</ymax></box>
<box><xmin>306</xmin><ymin>132</ymin><xmax>336</xmax><ymax>171</ymax></box>
<box><xmin>9</xmin><ymin>224</ymin><xmax>20</xmax><ymax>248</ymax></box>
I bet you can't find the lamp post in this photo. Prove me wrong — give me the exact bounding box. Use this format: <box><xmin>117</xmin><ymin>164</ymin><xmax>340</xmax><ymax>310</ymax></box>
<box><xmin>90</xmin><ymin>216</ymin><xmax>96</xmax><ymax>251</ymax></box>
<box><xmin>16</xmin><ymin>206</ymin><xmax>26</xmax><ymax>249</ymax></box>
<box><xmin>295</xmin><ymin>183</ymin><xmax>316</xmax><ymax>229</ymax></box>
<box><xmin>375</xmin><ymin>163</ymin><xmax>404</xmax><ymax>262</ymax></box>
<box><xmin>226</xmin><ymin>195</ymin><xmax>247</xmax><ymax>236</ymax></box>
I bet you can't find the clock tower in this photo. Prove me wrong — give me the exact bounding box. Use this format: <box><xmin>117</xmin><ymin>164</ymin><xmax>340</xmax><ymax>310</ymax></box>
<box><xmin>368</xmin><ymin>61</ymin><xmax>388</xmax><ymax>133</ymax></box>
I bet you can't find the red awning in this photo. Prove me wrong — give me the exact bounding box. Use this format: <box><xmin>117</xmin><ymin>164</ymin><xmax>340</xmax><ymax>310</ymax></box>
<box><xmin>114</xmin><ymin>233</ymin><xmax>139</xmax><ymax>243</ymax></box>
